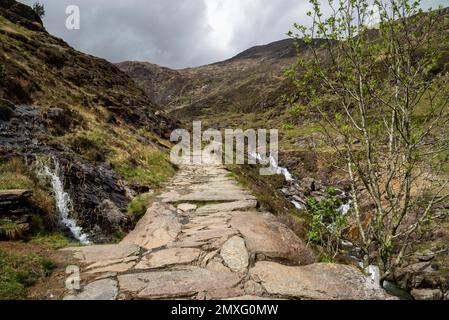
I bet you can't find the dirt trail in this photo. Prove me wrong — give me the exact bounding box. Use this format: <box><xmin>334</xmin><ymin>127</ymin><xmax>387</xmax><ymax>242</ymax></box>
<box><xmin>62</xmin><ymin>154</ymin><xmax>390</xmax><ymax>300</ymax></box>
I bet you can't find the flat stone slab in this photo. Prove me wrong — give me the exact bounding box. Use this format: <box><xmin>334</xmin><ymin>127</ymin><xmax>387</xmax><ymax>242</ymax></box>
<box><xmin>197</xmin><ymin>200</ymin><xmax>258</xmax><ymax>214</ymax></box>
<box><xmin>230</xmin><ymin>211</ymin><xmax>315</xmax><ymax>264</ymax></box>
<box><xmin>62</xmin><ymin>244</ymin><xmax>140</xmax><ymax>264</ymax></box>
<box><xmin>220</xmin><ymin>236</ymin><xmax>249</xmax><ymax>272</ymax></box>
<box><xmin>86</xmin><ymin>262</ymin><xmax>137</xmax><ymax>274</ymax></box>
<box><xmin>177</xmin><ymin>203</ymin><xmax>198</xmax><ymax>212</ymax></box>
<box><xmin>63</xmin><ymin>279</ymin><xmax>118</xmax><ymax>300</ymax></box>
<box><xmin>250</xmin><ymin>261</ymin><xmax>390</xmax><ymax>300</ymax></box>
<box><xmin>121</xmin><ymin>202</ymin><xmax>181</xmax><ymax>250</ymax></box>
<box><xmin>182</xmin><ymin>228</ymin><xmax>238</xmax><ymax>243</ymax></box>
<box><xmin>118</xmin><ymin>267</ymin><xmax>242</xmax><ymax>299</ymax></box>
<box><xmin>135</xmin><ymin>248</ymin><xmax>201</xmax><ymax>269</ymax></box>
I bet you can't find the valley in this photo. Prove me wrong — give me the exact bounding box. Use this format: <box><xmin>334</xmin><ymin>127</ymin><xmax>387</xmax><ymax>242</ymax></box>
<box><xmin>1</xmin><ymin>0</ymin><xmax>449</xmax><ymax>302</ymax></box>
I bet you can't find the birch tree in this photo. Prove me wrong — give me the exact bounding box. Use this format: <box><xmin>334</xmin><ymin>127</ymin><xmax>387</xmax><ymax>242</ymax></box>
<box><xmin>286</xmin><ymin>0</ymin><xmax>449</xmax><ymax>280</ymax></box>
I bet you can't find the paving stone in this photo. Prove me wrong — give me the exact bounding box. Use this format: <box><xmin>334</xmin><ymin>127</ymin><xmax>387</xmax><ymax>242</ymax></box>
<box><xmin>118</xmin><ymin>267</ymin><xmax>242</xmax><ymax>299</ymax></box>
<box><xmin>135</xmin><ymin>248</ymin><xmax>201</xmax><ymax>269</ymax></box>
<box><xmin>220</xmin><ymin>236</ymin><xmax>249</xmax><ymax>272</ymax></box>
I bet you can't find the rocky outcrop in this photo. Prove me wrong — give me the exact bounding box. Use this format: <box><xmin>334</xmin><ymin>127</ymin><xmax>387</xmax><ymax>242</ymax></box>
<box><xmin>250</xmin><ymin>261</ymin><xmax>390</xmax><ymax>300</ymax></box>
<box><xmin>0</xmin><ymin>0</ymin><xmax>44</xmax><ymax>31</ymax></box>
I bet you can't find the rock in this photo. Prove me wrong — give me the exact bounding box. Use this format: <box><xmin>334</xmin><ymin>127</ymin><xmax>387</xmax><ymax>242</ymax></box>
<box><xmin>177</xmin><ymin>203</ymin><xmax>198</xmax><ymax>212</ymax></box>
<box><xmin>196</xmin><ymin>200</ymin><xmax>258</xmax><ymax>214</ymax></box>
<box><xmin>0</xmin><ymin>99</ymin><xmax>14</xmax><ymax>121</ymax></box>
<box><xmin>250</xmin><ymin>261</ymin><xmax>389</xmax><ymax>300</ymax></box>
<box><xmin>182</xmin><ymin>228</ymin><xmax>238</xmax><ymax>243</ymax></box>
<box><xmin>230</xmin><ymin>211</ymin><xmax>316</xmax><ymax>264</ymax></box>
<box><xmin>220</xmin><ymin>236</ymin><xmax>249</xmax><ymax>272</ymax></box>
<box><xmin>135</xmin><ymin>248</ymin><xmax>201</xmax><ymax>269</ymax></box>
<box><xmin>226</xmin><ymin>296</ymin><xmax>278</xmax><ymax>300</ymax></box>
<box><xmin>118</xmin><ymin>267</ymin><xmax>242</xmax><ymax>299</ymax></box>
<box><xmin>63</xmin><ymin>279</ymin><xmax>118</xmax><ymax>300</ymax></box>
<box><xmin>0</xmin><ymin>189</ymin><xmax>32</xmax><ymax>202</ymax></box>
<box><xmin>96</xmin><ymin>199</ymin><xmax>128</xmax><ymax>230</ymax></box>
<box><xmin>415</xmin><ymin>250</ymin><xmax>435</xmax><ymax>262</ymax></box>
<box><xmin>86</xmin><ymin>262</ymin><xmax>136</xmax><ymax>274</ymax></box>
<box><xmin>207</xmin><ymin>259</ymin><xmax>231</xmax><ymax>273</ymax></box>
<box><xmin>244</xmin><ymin>280</ymin><xmax>266</xmax><ymax>296</ymax></box>
<box><xmin>411</xmin><ymin>289</ymin><xmax>442</xmax><ymax>300</ymax></box>
<box><xmin>62</xmin><ymin>243</ymin><xmax>140</xmax><ymax>264</ymax></box>
<box><xmin>121</xmin><ymin>202</ymin><xmax>181</xmax><ymax>249</ymax></box>
<box><xmin>394</xmin><ymin>262</ymin><xmax>441</xmax><ymax>290</ymax></box>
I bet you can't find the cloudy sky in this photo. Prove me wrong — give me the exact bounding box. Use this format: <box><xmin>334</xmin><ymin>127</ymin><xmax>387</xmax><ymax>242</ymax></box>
<box><xmin>20</xmin><ymin>0</ymin><xmax>447</xmax><ymax>69</ymax></box>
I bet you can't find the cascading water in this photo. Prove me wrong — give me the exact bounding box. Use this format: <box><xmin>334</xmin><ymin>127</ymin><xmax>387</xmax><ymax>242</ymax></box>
<box><xmin>36</xmin><ymin>157</ymin><xmax>90</xmax><ymax>245</ymax></box>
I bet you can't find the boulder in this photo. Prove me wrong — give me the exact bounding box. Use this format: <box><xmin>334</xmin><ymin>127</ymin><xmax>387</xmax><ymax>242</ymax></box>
<box><xmin>63</xmin><ymin>279</ymin><xmax>118</xmax><ymax>301</ymax></box>
<box><xmin>230</xmin><ymin>211</ymin><xmax>316</xmax><ymax>264</ymax></box>
<box><xmin>250</xmin><ymin>261</ymin><xmax>390</xmax><ymax>300</ymax></box>
<box><xmin>220</xmin><ymin>236</ymin><xmax>249</xmax><ymax>272</ymax></box>
<box><xmin>411</xmin><ymin>289</ymin><xmax>442</xmax><ymax>300</ymax></box>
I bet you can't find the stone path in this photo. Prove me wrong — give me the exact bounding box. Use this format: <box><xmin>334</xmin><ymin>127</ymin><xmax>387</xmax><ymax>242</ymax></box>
<box><xmin>62</xmin><ymin>154</ymin><xmax>390</xmax><ymax>300</ymax></box>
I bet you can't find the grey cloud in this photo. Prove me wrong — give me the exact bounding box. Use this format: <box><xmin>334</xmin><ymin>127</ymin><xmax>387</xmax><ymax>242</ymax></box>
<box><xmin>20</xmin><ymin>0</ymin><xmax>449</xmax><ymax>68</ymax></box>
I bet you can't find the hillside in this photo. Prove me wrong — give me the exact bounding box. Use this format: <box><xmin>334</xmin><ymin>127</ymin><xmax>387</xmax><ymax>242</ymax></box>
<box><xmin>116</xmin><ymin>39</ymin><xmax>327</xmax><ymax>123</ymax></box>
<box><xmin>0</xmin><ymin>0</ymin><xmax>176</xmax><ymax>244</ymax></box>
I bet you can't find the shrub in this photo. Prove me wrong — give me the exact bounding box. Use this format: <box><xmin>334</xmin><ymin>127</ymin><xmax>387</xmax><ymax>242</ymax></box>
<box><xmin>306</xmin><ymin>193</ymin><xmax>348</xmax><ymax>258</ymax></box>
<box><xmin>0</xmin><ymin>250</ymin><xmax>55</xmax><ymax>300</ymax></box>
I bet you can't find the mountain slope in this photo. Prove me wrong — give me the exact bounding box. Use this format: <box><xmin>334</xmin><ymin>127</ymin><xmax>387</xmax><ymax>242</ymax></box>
<box><xmin>116</xmin><ymin>39</ymin><xmax>323</xmax><ymax>122</ymax></box>
<box><xmin>0</xmin><ymin>0</ymin><xmax>176</xmax><ymax>242</ymax></box>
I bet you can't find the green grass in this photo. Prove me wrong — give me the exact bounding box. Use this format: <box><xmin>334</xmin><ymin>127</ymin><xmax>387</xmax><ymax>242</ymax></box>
<box><xmin>0</xmin><ymin>220</ymin><xmax>28</xmax><ymax>240</ymax></box>
<box><xmin>112</xmin><ymin>149</ymin><xmax>175</xmax><ymax>187</ymax></box>
<box><xmin>29</xmin><ymin>233</ymin><xmax>77</xmax><ymax>250</ymax></box>
<box><xmin>0</xmin><ymin>250</ymin><xmax>55</xmax><ymax>300</ymax></box>
<box><xmin>0</xmin><ymin>158</ymin><xmax>56</xmax><ymax>225</ymax></box>
<box><xmin>127</xmin><ymin>193</ymin><xmax>156</xmax><ymax>219</ymax></box>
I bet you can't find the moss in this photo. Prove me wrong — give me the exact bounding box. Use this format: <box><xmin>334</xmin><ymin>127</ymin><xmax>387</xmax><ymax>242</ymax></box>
<box><xmin>0</xmin><ymin>158</ymin><xmax>56</xmax><ymax>226</ymax></box>
<box><xmin>29</xmin><ymin>233</ymin><xmax>76</xmax><ymax>249</ymax></box>
<box><xmin>0</xmin><ymin>250</ymin><xmax>55</xmax><ymax>300</ymax></box>
<box><xmin>127</xmin><ymin>193</ymin><xmax>156</xmax><ymax>219</ymax></box>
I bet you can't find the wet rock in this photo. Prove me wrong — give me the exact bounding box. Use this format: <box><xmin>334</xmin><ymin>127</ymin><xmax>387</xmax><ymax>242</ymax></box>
<box><xmin>220</xmin><ymin>236</ymin><xmax>249</xmax><ymax>272</ymax></box>
<box><xmin>0</xmin><ymin>99</ymin><xmax>14</xmax><ymax>121</ymax></box>
<box><xmin>394</xmin><ymin>262</ymin><xmax>442</xmax><ymax>290</ymax></box>
<box><xmin>244</xmin><ymin>280</ymin><xmax>266</xmax><ymax>296</ymax></box>
<box><xmin>96</xmin><ymin>199</ymin><xmax>128</xmax><ymax>231</ymax></box>
<box><xmin>250</xmin><ymin>261</ymin><xmax>390</xmax><ymax>300</ymax></box>
<box><xmin>411</xmin><ymin>289</ymin><xmax>442</xmax><ymax>300</ymax></box>
<box><xmin>63</xmin><ymin>279</ymin><xmax>118</xmax><ymax>301</ymax></box>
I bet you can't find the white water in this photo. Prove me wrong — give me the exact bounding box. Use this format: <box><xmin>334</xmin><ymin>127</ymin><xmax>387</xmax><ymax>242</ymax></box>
<box><xmin>249</xmin><ymin>152</ymin><xmax>294</xmax><ymax>182</ymax></box>
<box><xmin>291</xmin><ymin>200</ymin><xmax>307</xmax><ymax>210</ymax></box>
<box><xmin>36</xmin><ymin>158</ymin><xmax>90</xmax><ymax>244</ymax></box>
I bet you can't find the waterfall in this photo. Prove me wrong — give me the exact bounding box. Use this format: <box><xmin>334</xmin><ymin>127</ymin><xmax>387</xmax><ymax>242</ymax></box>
<box><xmin>249</xmin><ymin>152</ymin><xmax>294</xmax><ymax>182</ymax></box>
<box><xmin>36</xmin><ymin>157</ymin><xmax>90</xmax><ymax>245</ymax></box>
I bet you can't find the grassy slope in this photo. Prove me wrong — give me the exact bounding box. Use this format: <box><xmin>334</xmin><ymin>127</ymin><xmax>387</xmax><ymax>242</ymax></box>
<box><xmin>0</xmin><ymin>1</ymin><xmax>177</xmax><ymax>297</ymax></box>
